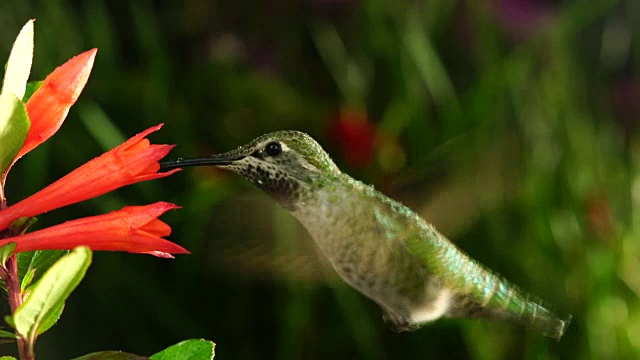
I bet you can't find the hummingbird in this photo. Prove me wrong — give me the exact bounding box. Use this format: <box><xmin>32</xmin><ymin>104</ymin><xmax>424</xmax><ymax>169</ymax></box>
<box><xmin>160</xmin><ymin>131</ymin><xmax>570</xmax><ymax>339</ymax></box>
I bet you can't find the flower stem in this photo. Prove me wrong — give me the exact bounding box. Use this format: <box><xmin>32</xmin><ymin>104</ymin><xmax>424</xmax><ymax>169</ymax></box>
<box><xmin>0</xmin><ymin>185</ymin><xmax>6</xmax><ymax>210</ymax></box>
<box><xmin>4</xmin><ymin>254</ymin><xmax>34</xmax><ymax>360</ymax></box>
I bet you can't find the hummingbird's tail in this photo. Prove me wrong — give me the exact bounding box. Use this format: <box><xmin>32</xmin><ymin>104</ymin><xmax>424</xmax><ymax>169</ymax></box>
<box><xmin>492</xmin><ymin>285</ymin><xmax>571</xmax><ymax>340</ymax></box>
<box><xmin>417</xmin><ymin>232</ymin><xmax>572</xmax><ymax>339</ymax></box>
<box><xmin>448</xmin><ymin>291</ymin><xmax>571</xmax><ymax>340</ymax></box>
<box><xmin>527</xmin><ymin>309</ymin><xmax>572</xmax><ymax>340</ymax></box>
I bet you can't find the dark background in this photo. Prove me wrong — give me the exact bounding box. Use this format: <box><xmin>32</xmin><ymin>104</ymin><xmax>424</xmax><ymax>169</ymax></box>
<box><xmin>1</xmin><ymin>0</ymin><xmax>639</xmax><ymax>359</ymax></box>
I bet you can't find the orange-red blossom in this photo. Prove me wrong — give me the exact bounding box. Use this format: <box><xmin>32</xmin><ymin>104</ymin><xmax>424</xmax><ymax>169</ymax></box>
<box><xmin>0</xmin><ymin>48</ymin><xmax>188</xmax><ymax>257</ymax></box>
<box><xmin>0</xmin><ymin>125</ymin><xmax>180</xmax><ymax>231</ymax></box>
<box><xmin>0</xmin><ymin>125</ymin><xmax>188</xmax><ymax>257</ymax></box>
<box><xmin>0</xmin><ymin>202</ymin><xmax>186</xmax><ymax>258</ymax></box>
<box><xmin>3</xmin><ymin>49</ymin><xmax>97</xmax><ymax>185</ymax></box>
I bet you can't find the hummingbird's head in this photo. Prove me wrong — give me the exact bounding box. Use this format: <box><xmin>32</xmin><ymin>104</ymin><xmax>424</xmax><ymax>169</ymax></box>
<box><xmin>161</xmin><ymin>131</ymin><xmax>341</xmax><ymax>208</ymax></box>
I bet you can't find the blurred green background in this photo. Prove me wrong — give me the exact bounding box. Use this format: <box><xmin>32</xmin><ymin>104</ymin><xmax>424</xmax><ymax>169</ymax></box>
<box><xmin>1</xmin><ymin>0</ymin><xmax>639</xmax><ymax>359</ymax></box>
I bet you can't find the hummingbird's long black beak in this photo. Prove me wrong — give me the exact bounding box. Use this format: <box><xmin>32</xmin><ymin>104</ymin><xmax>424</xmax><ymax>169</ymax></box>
<box><xmin>159</xmin><ymin>154</ymin><xmax>245</xmax><ymax>172</ymax></box>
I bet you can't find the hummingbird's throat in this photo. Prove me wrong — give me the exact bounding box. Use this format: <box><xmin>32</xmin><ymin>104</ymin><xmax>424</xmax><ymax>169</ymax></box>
<box><xmin>233</xmin><ymin>159</ymin><xmax>303</xmax><ymax>210</ymax></box>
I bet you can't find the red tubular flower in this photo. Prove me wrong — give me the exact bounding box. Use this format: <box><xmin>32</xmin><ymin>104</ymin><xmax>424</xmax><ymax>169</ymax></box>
<box><xmin>0</xmin><ymin>202</ymin><xmax>189</xmax><ymax>258</ymax></box>
<box><xmin>2</xmin><ymin>50</ymin><xmax>97</xmax><ymax>187</ymax></box>
<box><xmin>21</xmin><ymin>49</ymin><xmax>97</xmax><ymax>159</ymax></box>
<box><xmin>0</xmin><ymin>124</ymin><xmax>180</xmax><ymax>231</ymax></box>
<box><xmin>0</xmin><ymin>48</ymin><xmax>187</xmax><ymax>258</ymax></box>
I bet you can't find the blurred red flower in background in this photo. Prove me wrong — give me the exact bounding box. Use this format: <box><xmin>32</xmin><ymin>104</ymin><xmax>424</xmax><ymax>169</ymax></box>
<box><xmin>328</xmin><ymin>109</ymin><xmax>377</xmax><ymax>168</ymax></box>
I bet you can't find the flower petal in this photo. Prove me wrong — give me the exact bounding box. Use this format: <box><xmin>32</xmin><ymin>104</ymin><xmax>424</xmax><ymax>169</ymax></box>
<box><xmin>0</xmin><ymin>202</ymin><xmax>189</xmax><ymax>257</ymax></box>
<box><xmin>0</xmin><ymin>125</ymin><xmax>180</xmax><ymax>231</ymax></box>
<box><xmin>16</xmin><ymin>49</ymin><xmax>97</xmax><ymax>160</ymax></box>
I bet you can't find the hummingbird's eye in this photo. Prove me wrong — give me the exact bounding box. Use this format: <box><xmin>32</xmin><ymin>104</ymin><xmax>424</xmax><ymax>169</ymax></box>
<box><xmin>265</xmin><ymin>142</ymin><xmax>282</xmax><ymax>156</ymax></box>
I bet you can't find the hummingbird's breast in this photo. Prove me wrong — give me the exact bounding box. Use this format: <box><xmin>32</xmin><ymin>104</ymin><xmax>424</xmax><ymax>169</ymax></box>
<box><xmin>291</xmin><ymin>175</ymin><xmax>448</xmax><ymax>328</ymax></box>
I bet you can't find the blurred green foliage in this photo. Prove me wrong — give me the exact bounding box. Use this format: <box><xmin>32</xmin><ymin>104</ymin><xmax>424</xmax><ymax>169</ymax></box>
<box><xmin>1</xmin><ymin>0</ymin><xmax>639</xmax><ymax>359</ymax></box>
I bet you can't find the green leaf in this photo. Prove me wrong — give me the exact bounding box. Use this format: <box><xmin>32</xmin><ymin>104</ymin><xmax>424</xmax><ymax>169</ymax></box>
<box><xmin>150</xmin><ymin>339</ymin><xmax>215</xmax><ymax>360</ymax></box>
<box><xmin>16</xmin><ymin>251</ymin><xmax>34</xmax><ymax>279</ymax></box>
<box><xmin>4</xmin><ymin>316</ymin><xmax>14</xmax><ymax>329</ymax></box>
<box><xmin>18</xmin><ymin>250</ymin><xmax>67</xmax><ymax>284</ymax></box>
<box><xmin>12</xmin><ymin>247</ymin><xmax>91</xmax><ymax>340</ymax></box>
<box><xmin>20</xmin><ymin>268</ymin><xmax>36</xmax><ymax>292</ymax></box>
<box><xmin>36</xmin><ymin>301</ymin><xmax>64</xmax><ymax>335</ymax></box>
<box><xmin>23</xmin><ymin>81</ymin><xmax>42</xmax><ymax>103</ymax></box>
<box><xmin>1</xmin><ymin>20</ymin><xmax>34</xmax><ymax>100</ymax></box>
<box><xmin>71</xmin><ymin>351</ymin><xmax>146</xmax><ymax>360</ymax></box>
<box><xmin>9</xmin><ymin>216</ymin><xmax>37</xmax><ymax>235</ymax></box>
<box><xmin>0</xmin><ymin>242</ymin><xmax>16</xmax><ymax>266</ymax></box>
<box><xmin>0</xmin><ymin>329</ymin><xmax>17</xmax><ymax>339</ymax></box>
<box><xmin>0</xmin><ymin>356</ymin><xmax>17</xmax><ymax>360</ymax></box>
<box><xmin>0</xmin><ymin>93</ymin><xmax>30</xmax><ymax>177</ymax></box>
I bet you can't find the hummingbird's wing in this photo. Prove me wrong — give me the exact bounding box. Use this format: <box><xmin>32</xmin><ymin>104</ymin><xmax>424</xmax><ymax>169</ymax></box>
<box><xmin>204</xmin><ymin>194</ymin><xmax>339</xmax><ymax>284</ymax></box>
<box><xmin>392</xmin><ymin>132</ymin><xmax>518</xmax><ymax>236</ymax></box>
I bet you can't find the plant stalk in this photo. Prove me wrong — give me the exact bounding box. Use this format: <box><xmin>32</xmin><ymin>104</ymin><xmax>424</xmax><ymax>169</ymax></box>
<box><xmin>5</xmin><ymin>255</ymin><xmax>34</xmax><ymax>360</ymax></box>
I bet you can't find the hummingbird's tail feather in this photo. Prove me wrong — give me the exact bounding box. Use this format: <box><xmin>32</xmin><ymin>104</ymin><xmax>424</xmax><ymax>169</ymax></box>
<box><xmin>447</xmin><ymin>291</ymin><xmax>571</xmax><ymax>340</ymax></box>
<box><xmin>494</xmin><ymin>303</ymin><xmax>571</xmax><ymax>340</ymax></box>
<box><xmin>414</xmin><ymin>231</ymin><xmax>571</xmax><ymax>339</ymax></box>
<box><xmin>526</xmin><ymin>311</ymin><xmax>571</xmax><ymax>340</ymax></box>
<box><xmin>483</xmin><ymin>281</ymin><xmax>571</xmax><ymax>340</ymax></box>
